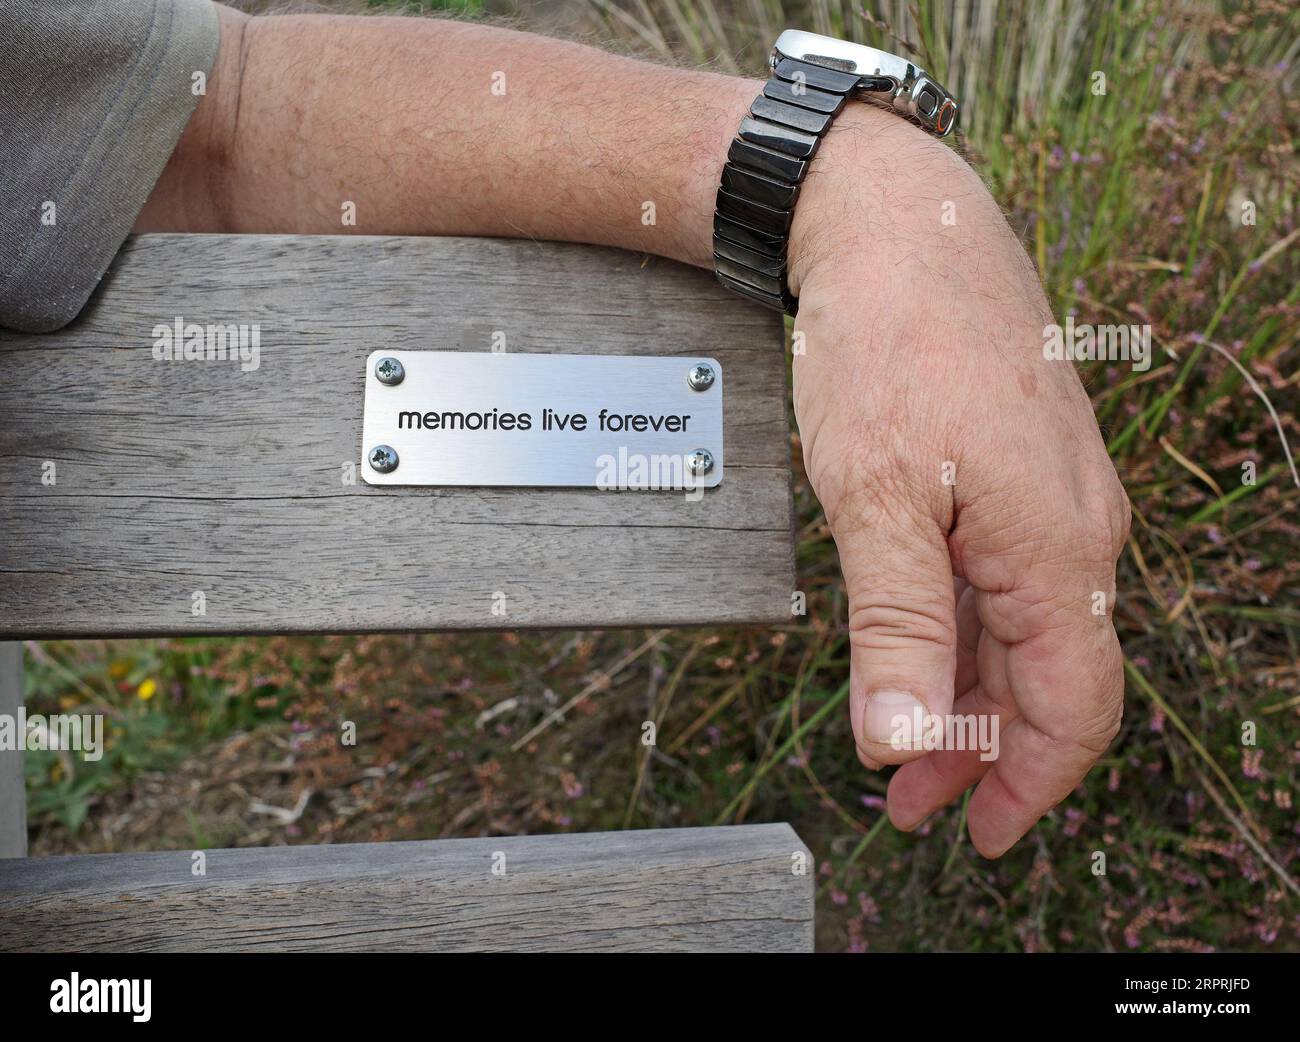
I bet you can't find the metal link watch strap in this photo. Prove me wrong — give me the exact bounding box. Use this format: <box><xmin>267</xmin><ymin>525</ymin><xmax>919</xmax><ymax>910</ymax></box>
<box><xmin>712</xmin><ymin>58</ymin><xmax>872</xmax><ymax>316</ymax></box>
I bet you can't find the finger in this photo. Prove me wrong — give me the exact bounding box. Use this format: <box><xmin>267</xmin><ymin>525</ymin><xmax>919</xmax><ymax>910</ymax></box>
<box><xmin>837</xmin><ymin>493</ymin><xmax>958</xmax><ymax>766</ymax></box>
<box><xmin>887</xmin><ymin>627</ymin><xmax>1015</xmax><ymax>830</ymax></box>
<box><xmin>965</xmin><ymin>621</ymin><xmax>1124</xmax><ymax>857</ymax></box>
<box><xmin>886</xmin><ymin>688</ymin><xmax>998</xmax><ymax>829</ymax></box>
<box><xmin>953</xmin><ymin>578</ymin><xmax>981</xmax><ymax>698</ymax></box>
<box><xmin>951</xmin><ymin>456</ymin><xmax>1128</xmax><ymax>856</ymax></box>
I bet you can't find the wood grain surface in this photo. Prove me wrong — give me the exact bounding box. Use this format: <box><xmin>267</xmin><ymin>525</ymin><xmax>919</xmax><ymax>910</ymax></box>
<box><xmin>0</xmin><ymin>234</ymin><xmax>794</xmax><ymax>637</ymax></box>
<box><xmin>0</xmin><ymin>823</ymin><xmax>814</xmax><ymax>952</ymax></box>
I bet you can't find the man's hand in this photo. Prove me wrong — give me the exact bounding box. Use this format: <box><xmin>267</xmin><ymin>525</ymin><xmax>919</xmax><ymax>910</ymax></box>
<box><xmin>142</xmin><ymin>6</ymin><xmax>1130</xmax><ymax>856</ymax></box>
<box><xmin>787</xmin><ymin>106</ymin><xmax>1131</xmax><ymax>857</ymax></box>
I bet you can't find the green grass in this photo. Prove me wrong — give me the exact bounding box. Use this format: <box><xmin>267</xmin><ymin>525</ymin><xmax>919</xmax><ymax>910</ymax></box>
<box><xmin>22</xmin><ymin>0</ymin><xmax>1300</xmax><ymax>951</ymax></box>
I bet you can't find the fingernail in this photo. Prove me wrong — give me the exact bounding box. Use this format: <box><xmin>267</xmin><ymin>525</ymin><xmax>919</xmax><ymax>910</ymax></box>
<box><xmin>862</xmin><ymin>689</ymin><xmax>926</xmax><ymax>748</ymax></box>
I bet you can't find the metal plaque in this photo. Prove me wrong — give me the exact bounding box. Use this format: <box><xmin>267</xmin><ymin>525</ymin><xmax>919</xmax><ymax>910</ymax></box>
<box><xmin>361</xmin><ymin>351</ymin><xmax>724</xmax><ymax>489</ymax></box>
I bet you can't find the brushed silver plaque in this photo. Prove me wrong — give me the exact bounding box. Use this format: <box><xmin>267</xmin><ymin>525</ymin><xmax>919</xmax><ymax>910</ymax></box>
<box><xmin>361</xmin><ymin>351</ymin><xmax>724</xmax><ymax>489</ymax></box>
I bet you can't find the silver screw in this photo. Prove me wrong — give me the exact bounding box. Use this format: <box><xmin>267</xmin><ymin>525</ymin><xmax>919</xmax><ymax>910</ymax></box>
<box><xmin>368</xmin><ymin>445</ymin><xmax>399</xmax><ymax>473</ymax></box>
<box><xmin>686</xmin><ymin>449</ymin><xmax>714</xmax><ymax>477</ymax></box>
<box><xmin>686</xmin><ymin>362</ymin><xmax>715</xmax><ymax>392</ymax></box>
<box><xmin>375</xmin><ymin>357</ymin><xmax>405</xmax><ymax>386</ymax></box>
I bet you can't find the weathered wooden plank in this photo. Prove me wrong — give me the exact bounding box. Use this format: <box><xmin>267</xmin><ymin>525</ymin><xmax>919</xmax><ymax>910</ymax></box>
<box><xmin>0</xmin><ymin>824</ymin><xmax>813</xmax><ymax>952</ymax></box>
<box><xmin>0</xmin><ymin>234</ymin><xmax>794</xmax><ymax>636</ymax></box>
<box><xmin>0</xmin><ymin>643</ymin><xmax>24</xmax><ymax>859</ymax></box>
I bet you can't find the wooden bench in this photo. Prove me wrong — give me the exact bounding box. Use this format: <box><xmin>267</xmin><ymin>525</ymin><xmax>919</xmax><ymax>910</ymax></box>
<box><xmin>0</xmin><ymin>234</ymin><xmax>811</xmax><ymax>952</ymax></box>
<box><xmin>0</xmin><ymin>824</ymin><xmax>810</xmax><ymax>952</ymax></box>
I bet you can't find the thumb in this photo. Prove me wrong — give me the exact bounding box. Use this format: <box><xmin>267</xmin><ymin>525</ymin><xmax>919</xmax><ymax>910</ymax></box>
<box><xmin>833</xmin><ymin>498</ymin><xmax>958</xmax><ymax>768</ymax></box>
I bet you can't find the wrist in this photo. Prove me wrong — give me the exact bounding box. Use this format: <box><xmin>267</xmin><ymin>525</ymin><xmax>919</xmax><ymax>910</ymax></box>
<box><xmin>704</xmin><ymin>65</ymin><xmax>985</xmax><ymax>315</ymax></box>
<box><xmin>783</xmin><ymin>104</ymin><xmax>1048</xmax><ymax>329</ymax></box>
<box><xmin>785</xmin><ymin>102</ymin><xmax>970</xmax><ymax>299</ymax></box>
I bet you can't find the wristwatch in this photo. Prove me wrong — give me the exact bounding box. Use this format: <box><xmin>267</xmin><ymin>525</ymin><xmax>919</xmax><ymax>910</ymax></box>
<box><xmin>713</xmin><ymin>30</ymin><xmax>958</xmax><ymax>315</ymax></box>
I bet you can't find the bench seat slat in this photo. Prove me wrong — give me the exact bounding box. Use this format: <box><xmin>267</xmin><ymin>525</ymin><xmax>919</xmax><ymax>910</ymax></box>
<box><xmin>0</xmin><ymin>824</ymin><xmax>814</xmax><ymax>952</ymax></box>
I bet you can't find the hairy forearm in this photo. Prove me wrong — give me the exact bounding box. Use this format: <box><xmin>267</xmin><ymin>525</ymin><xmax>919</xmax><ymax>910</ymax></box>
<box><xmin>140</xmin><ymin>5</ymin><xmax>759</xmax><ymax>269</ymax></box>
<box><xmin>139</xmin><ymin>5</ymin><xmax>1002</xmax><ymax>300</ymax></box>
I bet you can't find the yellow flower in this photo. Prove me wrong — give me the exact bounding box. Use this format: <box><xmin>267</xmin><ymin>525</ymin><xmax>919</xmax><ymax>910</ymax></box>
<box><xmin>137</xmin><ymin>678</ymin><xmax>157</xmax><ymax>701</ymax></box>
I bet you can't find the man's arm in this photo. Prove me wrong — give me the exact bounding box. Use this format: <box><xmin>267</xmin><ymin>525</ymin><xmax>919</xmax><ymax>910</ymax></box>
<box><xmin>142</xmin><ymin>5</ymin><xmax>1130</xmax><ymax>858</ymax></box>
<box><xmin>138</xmin><ymin>7</ymin><xmax>758</xmax><ymax>268</ymax></box>
<box><xmin>138</xmin><ymin>6</ymin><xmax>940</xmax><ymax>292</ymax></box>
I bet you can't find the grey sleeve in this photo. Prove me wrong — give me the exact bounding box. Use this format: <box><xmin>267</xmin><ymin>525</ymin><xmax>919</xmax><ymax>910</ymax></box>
<box><xmin>0</xmin><ymin>0</ymin><xmax>219</xmax><ymax>333</ymax></box>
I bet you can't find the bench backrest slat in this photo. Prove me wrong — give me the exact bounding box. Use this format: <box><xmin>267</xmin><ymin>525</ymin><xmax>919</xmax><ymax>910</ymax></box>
<box><xmin>0</xmin><ymin>234</ymin><xmax>793</xmax><ymax>637</ymax></box>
